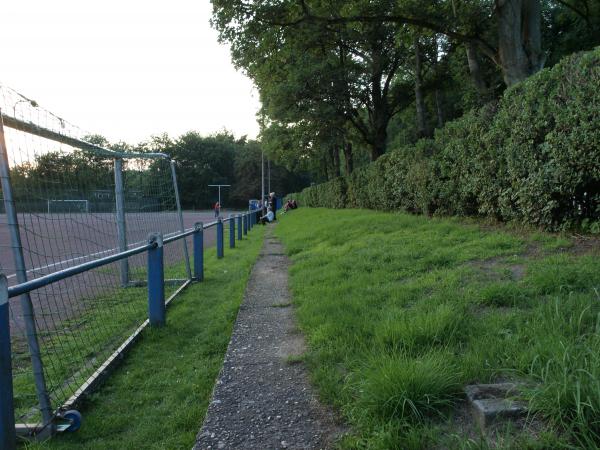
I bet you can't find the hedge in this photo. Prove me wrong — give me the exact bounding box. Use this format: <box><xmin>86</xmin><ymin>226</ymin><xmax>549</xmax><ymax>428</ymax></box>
<box><xmin>287</xmin><ymin>48</ymin><xmax>600</xmax><ymax>232</ymax></box>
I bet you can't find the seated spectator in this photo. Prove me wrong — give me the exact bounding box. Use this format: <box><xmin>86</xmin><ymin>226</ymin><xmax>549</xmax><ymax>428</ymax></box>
<box><xmin>259</xmin><ymin>207</ymin><xmax>275</xmax><ymax>225</ymax></box>
<box><xmin>283</xmin><ymin>199</ymin><xmax>293</xmax><ymax>213</ymax></box>
<box><xmin>268</xmin><ymin>192</ymin><xmax>277</xmax><ymax>220</ymax></box>
<box><xmin>291</xmin><ymin>199</ymin><xmax>298</xmax><ymax>209</ymax></box>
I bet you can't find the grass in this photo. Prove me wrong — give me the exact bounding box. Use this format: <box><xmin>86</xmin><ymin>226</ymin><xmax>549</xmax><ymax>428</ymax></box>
<box><xmin>12</xmin><ymin>258</ymin><xmax>192</xmax><ymax>423</ymax></box>
<box><xmin>275</xmin><ymin>208</ymin><xmax>600</xmax><ymax>449</ymax></box>
<box><xmin>21</xmin><ymin>226</ymin><xmax>265</xmax><ymax>449</ymax></box>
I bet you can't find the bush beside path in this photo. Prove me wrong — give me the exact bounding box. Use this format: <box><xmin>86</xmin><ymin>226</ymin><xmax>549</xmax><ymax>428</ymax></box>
<box><xmin>289</xmin><ymin>47</ymin><xmax>600</xmax><ymax>233</ymax></box>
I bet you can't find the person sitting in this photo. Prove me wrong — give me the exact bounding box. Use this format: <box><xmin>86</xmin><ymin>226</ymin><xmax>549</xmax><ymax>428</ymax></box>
<box><xmin>283</xmin><ymin>199</ymin><xmax>293</xmax><ymax>213</ymax></box>
<box><xmin>291</xmin><ymin>199</ymin><xmax>298</xmax><ymax>209</ymax></box>
<box><xmin>259</xmin><ymin>207</ymin><xmax>275</xmax><ymax>225</ymax></box>
<box><xmin>268</xmin><ymin>192</ymin><xmax>277</xmax><ymax>220</ymax></box>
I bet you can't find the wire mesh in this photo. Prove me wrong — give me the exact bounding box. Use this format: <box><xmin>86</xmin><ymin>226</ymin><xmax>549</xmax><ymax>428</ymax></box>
<box><xmin>0</xmin><ymin>84</ymin><xmax>191</xmax><ymax>432</ymax></box>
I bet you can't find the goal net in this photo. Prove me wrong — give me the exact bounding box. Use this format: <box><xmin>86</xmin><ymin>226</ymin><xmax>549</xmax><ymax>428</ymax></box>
<box><xmin>0</xmin><ymin>83</ymin><xmax>190</xmax><ymax>430</ymax></box>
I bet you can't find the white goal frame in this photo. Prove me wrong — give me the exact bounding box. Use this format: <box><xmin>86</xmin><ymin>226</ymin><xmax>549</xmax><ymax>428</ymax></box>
<box><xmin>47</xmin><ymin>199</ymin><xmax>90</xmax><ymax>214</ymax></box>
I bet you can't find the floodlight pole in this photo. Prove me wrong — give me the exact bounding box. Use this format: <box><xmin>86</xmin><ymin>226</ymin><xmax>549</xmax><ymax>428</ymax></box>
<box><xmin>208</xmin><ymin>184</ymin><xmax>231</xmax><ymax>209</ymax></box>
<box><xmin>261</xmin><ymin>151</ymin><xmax>265</xmax><ymax>211</ymax></box>
<box><xmin>268</xmin><ymin>159</ymin><xmax>271</xmax><ymax>194</ymax></box>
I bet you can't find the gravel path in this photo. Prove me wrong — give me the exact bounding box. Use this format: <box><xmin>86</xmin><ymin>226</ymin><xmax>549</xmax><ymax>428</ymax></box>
<box><xmin>194</xmin><ymin>227</ymin><xmax>344</xmax><ymax>450</ymax></box>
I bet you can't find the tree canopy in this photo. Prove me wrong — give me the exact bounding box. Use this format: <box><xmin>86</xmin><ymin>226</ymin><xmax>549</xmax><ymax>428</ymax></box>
<box><xmin>211</xmin><ymin>0</ymin><xmax>600</xmax><ymax>179</ymax></box>
<box><xmin>8</xmin><ymin>131</ymin><xmax>309</xmax><ymax>211</ymax></box>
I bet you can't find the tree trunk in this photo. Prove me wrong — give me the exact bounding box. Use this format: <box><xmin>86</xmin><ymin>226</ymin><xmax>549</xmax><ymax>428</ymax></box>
<box><xmin>343</xmin><ymin>141</ymin><xmax>354</xmax><ymax>174</ymax></box>
<box><xmin>414</xmin><ymin>36</ymin><xmax>429</xmax><ymax>138</ymax></box>
<box><xmin>465</xmin><ymin>41</ymin><xmax>490</xmax><ymax>98</ymax></box>
<box><xmin>370</xmin><ymin>122</ymin><xmax>387</xmax><ymax>161</ymax></box>
<box><xmin>321</xmin><ymin>156</ymin><xmax>329</xmax><ymax>181</ymax></box>
<box><xmin>496</xmin><ymin>0</ymin><xmax>544</xmax><ymax>86</ymax></box>
<box><xmin>435</xmin><ymin>89</ymin><xmax>444</xmax><ymax>128</ymax></box>
<box><xmin>369</xmin><ymin>47</ymin><xmax>389</xmax><ymax>161</ymax></box>
<box><xmin>331</xmin><ymin>146</ymin><xmax>341</xmax><ymax>178</ymax></box>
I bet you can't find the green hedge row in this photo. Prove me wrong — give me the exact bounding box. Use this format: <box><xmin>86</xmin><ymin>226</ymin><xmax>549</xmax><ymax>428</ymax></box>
<box><xmin>288</xmin><ymin>48</ymin><xmax>600</xmax><ymax>232</ymax></box>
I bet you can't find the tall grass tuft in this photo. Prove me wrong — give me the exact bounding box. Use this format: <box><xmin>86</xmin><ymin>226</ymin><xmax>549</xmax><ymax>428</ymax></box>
<box><xmin>356</xmin><ymin>351</ymin><xmax>463</xmax><ymax>423</ymax></box>
<box><xmin>375</xmin><ymin>303</ymin><xmax>468</xmax><ymax>355</ymax></box>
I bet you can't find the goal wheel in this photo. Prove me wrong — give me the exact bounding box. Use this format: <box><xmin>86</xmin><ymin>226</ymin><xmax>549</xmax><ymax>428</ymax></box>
<box><xmin>62</xmin><ymin>409</ymin><xmax>82</xmax><ymax>432</ymax></box>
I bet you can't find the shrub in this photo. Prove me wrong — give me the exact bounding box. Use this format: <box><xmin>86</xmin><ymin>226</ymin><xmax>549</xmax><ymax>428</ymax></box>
<box><xmin>288</xmin><ymin>47</ymin><xmax>600</xmax><ymax>231</ymax></box>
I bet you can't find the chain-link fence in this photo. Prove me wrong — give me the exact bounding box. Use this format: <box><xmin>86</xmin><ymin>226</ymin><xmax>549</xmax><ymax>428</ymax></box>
<box><xmin>0</xmin><ymin>85</ymin><xmax>201</xmax><ymax>439</ymax></box>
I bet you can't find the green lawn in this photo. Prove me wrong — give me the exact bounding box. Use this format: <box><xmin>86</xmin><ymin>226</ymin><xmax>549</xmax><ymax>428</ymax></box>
<box><xmin>275</xmin><ymin>208</ymin><xmax>600</xmax><ymax>449</ymax></box>
<box><xmin>13</xmin><ymin>256</ymin><xmax>195</xmax><ymax>425</ymax></box>
<box><xmin>24</xmin><ymin>226</ymin><xmax>265</xmax><ymax>449</ymax></box>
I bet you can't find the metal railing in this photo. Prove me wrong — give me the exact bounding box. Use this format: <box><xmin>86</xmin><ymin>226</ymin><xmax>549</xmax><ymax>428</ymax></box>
<box><xmin>0</xmin><ymin>209</ymin><xmax>261</xmax><ymax>449</ymax></box>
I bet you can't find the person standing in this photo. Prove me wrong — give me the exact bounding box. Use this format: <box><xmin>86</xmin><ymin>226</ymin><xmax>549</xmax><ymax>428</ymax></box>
<box><xmin>214</xmin><ymin>201</ymin><xmax>220</xmax><ymax>218</ymax></box>
<box><xmin>268</xmin><ymin>192</ymin><xmax>277</xmax><ymax>220</ymax></box>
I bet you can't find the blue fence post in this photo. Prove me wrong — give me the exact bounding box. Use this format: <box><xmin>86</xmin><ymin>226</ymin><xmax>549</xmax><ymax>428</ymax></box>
<box><xmin>237</xmin><ymin>214</ymin><xmax>242</xmax><ymax>241</ymax></box>
<box><xmin>243</xmin><ymin>213</ymin><xmax>248</xmax><ymax>236</ymax></box>
<box><xmin>229</xmin><ymin>215</ymin><xmax>235</xmax><ymax>249</ymax></box>
<box><xmin>193</xmin><ymin>222</ymin><xmax>204</xmax><ymax>282</ymax></box>
<box><xmin>147</xmin><ymin>233</ymin><xmax>165</xmax><ymax>327</ymax></box>
<box><xmin>250</xmin><ymin>211</ymin><xmax>254</xmax><ymax>229</ymax></box>
<box><xmin>0</xmin><ymin>275</ymin><xmax>16</xmax><ymax>450</ymax></box>
<box><xmin>217</xmin><ymin>218</ymin><xmax>224</xmax><ymax>259</ymax></box>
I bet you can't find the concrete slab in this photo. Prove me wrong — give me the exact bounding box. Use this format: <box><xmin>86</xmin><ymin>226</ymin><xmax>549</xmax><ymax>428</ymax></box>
<box><xmin>465</xmin><ymin>383</ymin><xmax>527</xmax><ymax>431</ymax></box>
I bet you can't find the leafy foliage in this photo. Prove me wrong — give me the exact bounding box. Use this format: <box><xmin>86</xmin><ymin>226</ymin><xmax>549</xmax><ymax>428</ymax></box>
<box><xmin>288</xmin><ymin>48</ymin><xmax>600</xmax><ymax>231</ymax></box>
<box><xmin>9</xmin><ymin>131</ymin><xmax>310</xmax><ymax>210</ymax></box>
<box><xmin>212</xmin><ymin>0</ymin><xmax>600</xmax><ymax>182</ymax></box>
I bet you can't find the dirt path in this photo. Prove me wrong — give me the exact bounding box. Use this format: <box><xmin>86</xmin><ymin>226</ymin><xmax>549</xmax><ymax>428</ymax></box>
<box><xmin>194</xmin><ymin>227</ymin><xmax>344</xmax><ymax>450</ymax></box>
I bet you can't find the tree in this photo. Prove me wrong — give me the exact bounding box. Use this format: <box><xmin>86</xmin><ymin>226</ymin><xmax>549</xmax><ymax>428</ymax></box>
<box><xmin>157</xmin><ymin>132</ymin><xmax>236</xmax><ymax>209</ymax></box>
<box><xmin>212</xmin><ymin>0</ymin><xmax>414</xmax><ymax>161</ymax></box>
<box><xmin>230</xmin><ymin>0</ymin><xmax>545</xmax><ymax>86</ymax></box>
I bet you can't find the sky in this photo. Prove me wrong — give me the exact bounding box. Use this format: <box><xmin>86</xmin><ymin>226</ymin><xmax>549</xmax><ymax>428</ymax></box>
<box><xmin>0</xmin><ymin>0</ymin><xmax>261</xmax><ymax>144</ymax></box>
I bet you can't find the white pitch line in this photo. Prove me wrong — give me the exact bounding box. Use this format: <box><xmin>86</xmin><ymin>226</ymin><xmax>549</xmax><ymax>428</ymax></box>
<box><xmin>6</xmin><ymin>228</ymin><xmax>191</xmax><ymax>280</ymax></box>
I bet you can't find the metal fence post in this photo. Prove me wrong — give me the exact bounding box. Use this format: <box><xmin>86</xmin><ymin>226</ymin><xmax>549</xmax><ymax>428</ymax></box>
<box><xmin>147</xmin><ymin>233</ymin><xmax>165</xmax><ymax>327</ymax></box>
<box><xmin>193</xmin><ymin>222</ymin><xmax>204</xmax><ymax>282</ymax></box>
<box><xmin>0</xmin><ymin>116</ymin><xmax>53</xmax><ymax>432</ymax></box>
<box><xmin>229</xmin><ymin>215</ymin><xmax>235</xmax><ymax>249</ymax></box>
<box><xmin>114</xmin><ymin>157</ymin><xmax>129</xmax><ymax>287</ymax></box>
<box><xmin>237</xmin><ymin>214</ymin><xmax>242</xmax><ymax>241</ymax></box>
<box><xmin>170</xmin><ymin>160</ymin><xmax>192</xmax><ymax>281</ymax></box>
<box><xmin>217</xmin><ymin>218</ymin><xmax>224</xmax><ymax>259</ymax></box>
<box><xmin>0</xmin><ymin>275</ymin><xmax>16</xmax><ymax>450</ymax></box>
<box><xmin>243</xmin><ymin>213</ymin><xmax>248</xmax><ymax>235</ymax></box>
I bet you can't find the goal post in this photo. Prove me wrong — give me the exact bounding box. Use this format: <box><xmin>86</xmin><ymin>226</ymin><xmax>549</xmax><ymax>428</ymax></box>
<box><xmin>47</xmin><ymin>199</ymin><xmax>90</xmax><ymax>214</ymax></box>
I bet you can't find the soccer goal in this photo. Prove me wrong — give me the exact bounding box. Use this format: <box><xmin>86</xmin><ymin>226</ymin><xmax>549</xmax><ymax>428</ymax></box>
<box><xmin>47</xmin><ymin>199</ymin><xmax>90</xmax><ymax>214</ymax></box>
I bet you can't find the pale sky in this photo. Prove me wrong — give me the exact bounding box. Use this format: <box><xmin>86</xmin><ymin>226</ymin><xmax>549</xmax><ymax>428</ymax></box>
<box><xmin>0</xmin><ymin>0</ymin><xmax>261</xmax><ymax>144</ymax></box>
